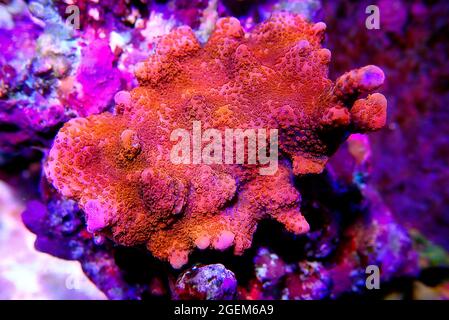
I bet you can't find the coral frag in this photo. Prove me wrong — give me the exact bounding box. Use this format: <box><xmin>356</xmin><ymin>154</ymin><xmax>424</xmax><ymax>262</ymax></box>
<box><xmin>44</xmin><ymin>13</ymin><xmax>386</xmax><ymax>269</ymax></box>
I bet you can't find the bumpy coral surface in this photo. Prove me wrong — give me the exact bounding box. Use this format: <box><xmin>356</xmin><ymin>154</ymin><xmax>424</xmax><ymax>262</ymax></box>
<box><xmin>45</xmin><ymin>12</ymin><xmax>386</xmax><ymax>268</ymax></box>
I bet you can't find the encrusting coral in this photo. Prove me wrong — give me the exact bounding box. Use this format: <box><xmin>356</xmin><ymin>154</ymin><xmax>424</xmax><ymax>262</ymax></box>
<box><xmin>44</xmin><ymin>12</ymin><xmax>387</xmax><ymax>268</ymax></box>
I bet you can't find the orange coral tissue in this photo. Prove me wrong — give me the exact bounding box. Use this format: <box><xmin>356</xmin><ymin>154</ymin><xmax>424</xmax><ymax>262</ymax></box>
<box><xmin>44</xmin><ymin>13</ymin><xmax>387</xmax><ymax>268</ymax></box>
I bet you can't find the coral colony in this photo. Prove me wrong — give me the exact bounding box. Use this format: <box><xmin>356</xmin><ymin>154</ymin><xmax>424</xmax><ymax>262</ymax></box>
<box><xmin>45</xmin><ymin>12</ymin><xmax>386</xmax><ymax>269</ymax></box>
<box><xmin>1</xmin><ymin>0</ymin><xmax>448</xmax><ymax>300</ymax></box>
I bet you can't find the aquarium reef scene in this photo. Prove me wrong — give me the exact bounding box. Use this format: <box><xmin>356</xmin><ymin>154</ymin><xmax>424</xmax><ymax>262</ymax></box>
<box><xmin>0</xmin><ymin>0</ymin><xmax>449</xmax><ymax>301</ymax></box>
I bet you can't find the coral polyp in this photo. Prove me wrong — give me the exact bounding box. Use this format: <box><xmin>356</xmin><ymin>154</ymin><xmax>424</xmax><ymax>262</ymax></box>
<box><xmin>44</xmin><ymin>12</ymin><xmax>386</xmax><ymax>268</ymax></box>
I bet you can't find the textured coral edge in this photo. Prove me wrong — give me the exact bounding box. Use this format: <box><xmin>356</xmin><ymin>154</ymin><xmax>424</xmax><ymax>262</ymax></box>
<box><xmin>44</xmin><ymin>13</ymin><xmax>387</xmax><ymax>269</ymax></box>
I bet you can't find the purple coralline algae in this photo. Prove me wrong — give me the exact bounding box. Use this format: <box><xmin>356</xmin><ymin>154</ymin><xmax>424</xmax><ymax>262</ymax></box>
<box><xmin>174</xmin><ymin>264</ymin><xmax>237</xmax><ymax>300</ymax></box>
<box><xmin>22</xmin><ymin>180</ymin><xmax>153</xmax><ymax>299</ymax></box>
<box><xmin>321</xmin><ymin>0</ymin><xmax>449</xmax><ymax>250</ymax></box>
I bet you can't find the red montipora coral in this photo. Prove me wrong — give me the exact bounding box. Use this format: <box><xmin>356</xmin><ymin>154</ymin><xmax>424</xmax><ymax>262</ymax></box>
<box><xmin>45</xmin><ymin>13</ymin><xmax>387</xmax><ymax>268</ymax></box>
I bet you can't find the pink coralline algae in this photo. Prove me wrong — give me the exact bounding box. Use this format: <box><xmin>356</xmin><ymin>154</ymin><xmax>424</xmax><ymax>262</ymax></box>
<box><xmin>44</xmin><ymin>12</ymin><xmax>387</xmax><ymax>269</ymax></box>
<box><xmin>59</xmin><ymin>38</ymin><xmax>124</xmax><ymax>117</ymax></box>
